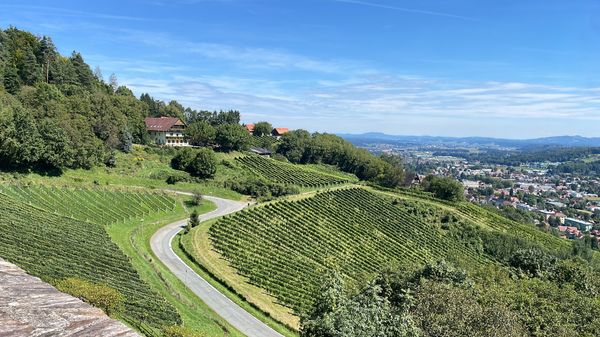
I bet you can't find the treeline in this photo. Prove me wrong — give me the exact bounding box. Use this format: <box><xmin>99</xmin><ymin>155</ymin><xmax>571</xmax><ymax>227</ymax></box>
<box><xmin>434</xmin><ymin>147</ymin><xmax>600</xmax><ymax>165</ymax></box>
<box><xmin>552</xmin><ymin>160</ymin><xmax>600</xmax><ymax>175</ymax></box>
<box><xmin>277</xmin><ymin>130</ymin><xmax>405</xmax><ymax>188</ymax></box>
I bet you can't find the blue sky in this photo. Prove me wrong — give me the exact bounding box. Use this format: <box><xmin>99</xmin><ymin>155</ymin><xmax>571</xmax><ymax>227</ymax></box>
<box><xmin>1</xmin><ymin>0</ymin><xmax>600</xmax><ymax>138</ymax></box>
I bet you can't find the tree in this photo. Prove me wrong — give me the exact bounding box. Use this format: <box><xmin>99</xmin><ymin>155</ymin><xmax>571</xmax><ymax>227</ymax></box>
<box><xmin>253</xmin><ymin>121</ymin><xmax>272</xmax><ymax>137</ymax></box>
<box><xmin>215</xmin><ymin>123</ymin><xmax>251</xmax><ymax>152</ymax></box>
<box><xmin>188</xmin><ymin>148</ymin><xmax>217</xmax><ymax>178</ymax></box>
<box><xmin>93</xmin><ymin>66</ymin><xmax>103</xmax><ymax>81</ymax></box>
<box><xmin>189</xmin><ymin>210</ymin><xmax>200</xmax><ymax>228</ymax></box>
<box><xmin>421</xmin><ymin>175</ymin><xmax>465</xmax><ymax>202</ymax></box>
<box><xmin>109</xmin><ymin>73</ymin><xmax>118</xmax><ymax>92</ymax></box>
<box><xmin>277</xmin><ymin>129</ymin><xmax>312</xmax><ymax>163</ymax></box>
<box><xmin>171</xmin><ymin>148</ymin><xmax>196</xmax><ymax>171</ymax></box>
<box><xmin>3</xmin><ymin>65</ymin><xmax>20</xmax><ymax>94</ymax></box>
<box><xmin>19</xmin><ymin>48</ymin><xmax>41</xmax><ymax>85</ymax></box>
<box><xmin>185</xmin><ymin>120</ymin><xmax>216</xmax><ymax>147</ymax></box>
<box><xmin>37</xmin><ymin>36</ymin><xmax>57</xmax><ymax>83</ymax></box>
<box><xmin>69</xmin><ymin>52</ymin><xmax>94</xmax><ymax>88</ymax></box>
<box><xmin>190</xmin><ymin>192</ymin><xmax>203</xmax><ymax>206</ymax></box>
<box><xmin>301</xmin><ymin>268</ymin><xmax>420</xmax><ymax>337</ymax></box>
<box><xmin>120</xmin><ymin>129</ymin><xmax>133</xmax><ymax>153</ymax></box>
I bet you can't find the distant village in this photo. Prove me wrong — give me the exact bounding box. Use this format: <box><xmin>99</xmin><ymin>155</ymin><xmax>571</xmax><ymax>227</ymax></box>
<box><xmin>408</xmin><ymin>153</ymin><xmax>600</xmax><ymax>246</ymax></box>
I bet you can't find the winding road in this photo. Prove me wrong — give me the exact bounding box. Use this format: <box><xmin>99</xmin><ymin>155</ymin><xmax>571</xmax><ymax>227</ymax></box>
<box><xmin>150</xmin><ymin>194</ymin><xmax>284</xmax><ymax>337</ymax></box>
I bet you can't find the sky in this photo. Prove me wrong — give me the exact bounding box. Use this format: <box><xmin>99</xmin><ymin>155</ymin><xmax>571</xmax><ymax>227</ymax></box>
<box><xmin>1</xmin><ymin>0</ymin><xmax>600</xmax><ymax>138</ymax></box>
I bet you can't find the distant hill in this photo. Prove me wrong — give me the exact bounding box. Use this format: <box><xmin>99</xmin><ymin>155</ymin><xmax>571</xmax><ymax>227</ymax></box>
<box><xmin>339</xmin><ymin>133</ymin><xmax>600</xmax><ymax>148</ymax></box>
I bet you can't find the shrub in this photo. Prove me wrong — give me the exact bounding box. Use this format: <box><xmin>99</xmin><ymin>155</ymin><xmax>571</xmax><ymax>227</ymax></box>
<box><xmin>190</xmin><ymin>192</ymin><xmax>203</xmax><ymax>206</ymax></box>
<box><xmin>189</xmin><ymin>210</ymin><xmax>200</xmax><ymax>228</ymax></box>
<box><xmin>56</xmin><ymin>278</ymin><xmax>125</xmax><ymax>315</ymax></box>
<box><xmin>163</xmin><ymin>325</ymin><xmax>205</xmax><ymax>337</ymax></box>
<box><xmin>421</xmin><ymin>175</ymin><xmax>464</xmax><ymax>202</ymax></box>
<box><xmin>171</xmin><ymin>148</ymin><xmax>217</xmax><ymax>179</ymax></box>
<box><xmin>187</xmin><ymin>148</ymin><xmax>217</xmax><ymax>179</ymax></box>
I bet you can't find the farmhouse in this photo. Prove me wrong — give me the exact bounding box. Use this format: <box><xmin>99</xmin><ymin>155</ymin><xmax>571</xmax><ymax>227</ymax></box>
<box><xmin>272</xmin><ymin>127</ymin><xmax>289</xmax><ymax>139</ymax></box>
<box><xmin>245</xmin><ymin>123</ymin><xmax>255</xmax><ymax>135</ymax></box>
<box><xmin>145</xmin><ymin>117</ymin><xmax>189</xmax><ymax>147</ymax></box>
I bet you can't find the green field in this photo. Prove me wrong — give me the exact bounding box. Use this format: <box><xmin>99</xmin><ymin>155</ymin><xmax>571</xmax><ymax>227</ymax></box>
<box><xmin>200</xmin><ymin>188</ymin><xmax>484</xmax><ymax>312</ymax></box>
<box><xmin>185</xmin><ymin>186</ymin><xmax>571</xmax><ymax>317</ymax></box>
<box><xmin>0</xmin><ymin>189</ymin><xmax>180</xmax><ymax>331</ymax></box>
<box><xmin>0</xmin><ymin>184</ymin><xmax>175</xmax><ymax>224</ymax></box>
<box><xmin>0</xmin><ymin>146</ymin><xmax>245</xmax><ymax>201</ymax></box>
<box><xmin>236</xmin><ymin>155</ymin><xmax>354</xmax><ymax>188</ymax></box>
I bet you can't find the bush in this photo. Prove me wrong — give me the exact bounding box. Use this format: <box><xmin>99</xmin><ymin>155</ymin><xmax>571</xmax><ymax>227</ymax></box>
<box><xmin>421</xmin><ymin>175</ymin><xmax>464</xmax><ymax>202</ymax></box>
<box><xmin>190</xmin><ymin>192</ymin><xmax>203</xmax><ymax>206</ymax></box>
<box><xmin>171</xmin><ymin>148</ymin><xmax>196</xmax><ymax>171</ymax></box>
<box><xmin>509</xmin><ymin>248</ymin><xmax>557</xmax><ymax>278</ymax></box>
<box><xmin>187</xmin><ymin>148</ymin><xmax>217</xmax><ymax>178</ymax></box>
<box><xmin>56</xmin><ymin>278</ymin><xmax>125</xmax><ymax>315</ymax></box>
<box><xmin>163</xmin><ymin>325</ymin><xmax>205</xmax><ymax>337</ymax></box>
<box><xmin>171</xmin><ymin>148</ymin><xmax>217</xmax><ymax>179</ymax></box>
<box><xmin>189</xmin><ymin>210</ymin><xmax>200</xmax><ymax>228</ymax></box>
<box><xmin>165</xmin><ymin>172</ymin><xmax>190</xmax><ymax>185</ymax></box>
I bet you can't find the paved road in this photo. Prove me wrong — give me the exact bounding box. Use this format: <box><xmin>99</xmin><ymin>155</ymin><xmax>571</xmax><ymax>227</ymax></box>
<box><xmin>150</xmin><ymin>195</ymin><xmax>284</xmax><ymax>337</ymax></box>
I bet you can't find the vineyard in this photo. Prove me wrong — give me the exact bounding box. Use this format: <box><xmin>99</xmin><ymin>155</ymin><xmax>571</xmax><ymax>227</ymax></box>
<box><xmin>0</xmin><ymin>184</ymin><xmax>175</xmax><ymax>225</ymax></box>
<box><xmin>208</xmin><ymin>187</ymin><xmax>486</xmax><ymax>312</ymax></box>
<box><xmin>236</xmin><ymin>155</ymin><xmax>352</xmax><ymax>188</ymax></box>
<box><xmin>0</xmin><ymin>192</ymin><xmax>181</xmax><ymax>330</ymax></box>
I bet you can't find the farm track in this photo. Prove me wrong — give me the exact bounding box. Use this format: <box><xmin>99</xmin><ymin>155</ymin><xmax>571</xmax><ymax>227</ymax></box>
<box><xmin>151</xmin><ymin>193</ymin><xmax>284</xmax><ymax>337</ymax></box>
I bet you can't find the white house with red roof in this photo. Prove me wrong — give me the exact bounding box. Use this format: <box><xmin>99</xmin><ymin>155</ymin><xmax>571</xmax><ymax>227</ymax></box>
<box><xmin>271</xmin><ymin>127</ymin><xmax>289</xmax><ymax>139</ymax></box>
<box><xmin>145</xmin><ymin>117</ymin><xmax>189</xmax><ymax>147</ymax></box>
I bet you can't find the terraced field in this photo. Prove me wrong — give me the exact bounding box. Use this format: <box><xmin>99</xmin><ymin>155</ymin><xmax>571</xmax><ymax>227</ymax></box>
<box><xmin>236</xmin><ymin>155</ymin><xmax>352</xmax><ymax>187</ymax></box>
<box><xmin>207</xmin><ymin>187</ymin><xmax>486</xmax><ymax>311</ymax></box>
<box><xmin>0</xmin><ymin>184</ymin><xmax>175</xmax><ymax>225</ymax></box>
<box><xmin>0</xmin><ymin>186</ymin><xmax>180</xmax><ymax>333</ymax></box>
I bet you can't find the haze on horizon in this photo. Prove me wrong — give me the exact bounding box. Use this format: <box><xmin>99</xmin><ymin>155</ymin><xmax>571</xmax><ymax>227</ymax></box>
<box><xmin>1</xmin><ymin>0</ymin><xmax>599</xmax><ymax>138</ymax></box>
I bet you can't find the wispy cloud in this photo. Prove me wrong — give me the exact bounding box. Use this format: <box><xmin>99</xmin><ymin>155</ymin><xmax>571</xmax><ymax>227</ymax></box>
<box><xmin>0</xmin><ymin>4</ymin><xmax>146</xmax><ymax>22</ymax></box>
<box><xmin>332</xmin><ymin>0</ymin><xmax>478</xmax><ymax>22</ymax></box>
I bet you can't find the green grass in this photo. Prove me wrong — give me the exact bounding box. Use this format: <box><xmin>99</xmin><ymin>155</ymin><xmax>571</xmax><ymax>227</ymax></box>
<box><xmin>176</xmin><ymin>229</ymin><xmax>299</xmax><ymax>337</ymax></box>
<box><xmin>0</xmin><ymin>145</ymin><xmax>244</xmax><ymax>201</ymax></box>
<box><xmin>106</xmin><ymin>198</ymin><xmax>248</xmax><ymax>337</ymax></box>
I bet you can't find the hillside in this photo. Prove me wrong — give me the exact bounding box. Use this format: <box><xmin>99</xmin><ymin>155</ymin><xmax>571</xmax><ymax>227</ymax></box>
<box><xmin>181</xmin><ymin>185</ymin><xmax>600</xmax><ymax>335</ymax></box>
<box><xmin>186</xmin><ymin>187</ymin><xmax>564</xmax><ymax>311</ymax></box>
<box><xmin>0</xmin><ymin>189</ymin><xmax>180</xmax><ymax>331</ymax></box>
<box><xmin>235</xmin><ymin>155</ymin><xmax>356</xmax><ymax>188</ymax></box>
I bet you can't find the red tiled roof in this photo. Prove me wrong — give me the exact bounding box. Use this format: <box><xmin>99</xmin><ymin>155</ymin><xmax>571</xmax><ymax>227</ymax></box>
<box><xmin>145</xmin><ymin>117</ymin><xmax>184</xmax><ymax>132</ymax></box>
<box><xmin>272</xmin><ymin>127</ymin><xmax>289</xmax><ymax>135</ymax></box>
<box><xmin>245</xmin><ymin>124</ymin><xmax>255</xmax><ymax>132</ymax></box>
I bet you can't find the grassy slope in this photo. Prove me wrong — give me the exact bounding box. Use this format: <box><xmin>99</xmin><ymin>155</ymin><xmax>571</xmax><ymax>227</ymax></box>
<box><xmin>0</xmin><ymin>191</ymin><xmax>180</xmax><ymax>332</ymax></box>
<box><xmin>106</xmin><ymin>198</ymin><xmax>248</xmax><ymax>337</ymax></box>
<box><xmin>0</xmin><ymin>146</ymin><xmax>245</xmax><ymax>201</ymax></box>
<box><xmin>177</xmin><ymin>227</ymin><xmax>299</xmax><ymax>336</ymax></box>
<box><xmin>182</xmin><ymin>185</ymin><xmax>572</xmax><ymax>324</ymax></box>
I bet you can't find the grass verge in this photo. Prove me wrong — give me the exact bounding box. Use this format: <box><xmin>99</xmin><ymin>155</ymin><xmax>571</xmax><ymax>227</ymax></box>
<box><xmin>106</xmin><ymin>196</ymin><xmax>246</xmax><ymax>337</ymax></box>
<box><xmin>181</xmin><ymin>221</ymin><xmax>300</xmax><ymax>334</ymax></box>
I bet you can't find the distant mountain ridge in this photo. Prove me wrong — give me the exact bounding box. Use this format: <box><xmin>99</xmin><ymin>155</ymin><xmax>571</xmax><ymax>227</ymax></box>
<box><xmin>339</xmin><ymin>133</ymin><xmax>600</xmax><ymax>148</ymax></box>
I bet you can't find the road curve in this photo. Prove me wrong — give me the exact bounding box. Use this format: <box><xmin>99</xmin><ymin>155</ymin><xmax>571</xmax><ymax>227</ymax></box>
<box><xmin>150</xmin><ymin>195</ymin><xmax>284</xmax><ymax>337</ymax></box>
